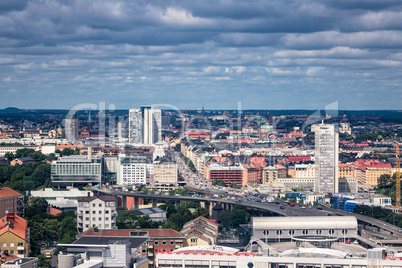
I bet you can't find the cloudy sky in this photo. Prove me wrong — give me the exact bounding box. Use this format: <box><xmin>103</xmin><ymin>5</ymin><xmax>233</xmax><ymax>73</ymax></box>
<box><xmin>1</xmin><ymin>0</ymin><xmax>402</xmax><ymax>110</ymax></box>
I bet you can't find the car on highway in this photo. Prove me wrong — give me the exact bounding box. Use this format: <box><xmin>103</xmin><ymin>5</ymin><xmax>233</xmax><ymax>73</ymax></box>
<box><xmin>279</xmin><ymin>206</ymin><xmax>285</xmax><ymax>209</ymax></box>
<box><xmin>317</xmin><ymin>207</ymin><xmax>323</xmax><ymax>210</ymax></box>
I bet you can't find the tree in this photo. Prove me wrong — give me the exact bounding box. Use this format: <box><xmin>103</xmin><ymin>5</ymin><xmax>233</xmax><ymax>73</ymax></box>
<box><xmin>162</xmin><ymin>221</ymin><xmax>180</xmax><ymax>231</ymax></box>
<box><xmin>116</xmin><ymin>213</ymin><xmax>139</xmax><ymax>229</ymax></box>
<box><xmin>4</xmin><ymin>152</ymin><xmax>14</xmax><ymax>162</ymax></box>
<box><xmin>193</xmin><ymin>207</ymin><xmax>210</xmax><ymax>218</ymax></box>
<box><xmin>37</xmin><ymin>255</ymin><xmax>51</xmax><ymax>268</ymax></box>
<box><xmin>212</xmin><ymin>179</ymin><xmax>226</xmax><ymax>187</ymax></box>
<box><xmin>377</xmin><ymin>174</ymin><xmax>392</xmax><ymax>189</ymax></box>
<box><xmin>29</xmin><ymin>197</ymin><xmax>48</xmax><ymax>214</ymax></box>
<box><xmin>173</xmin><ymin>144</ymin><xmax>181</xmax><ymax>152</ymax></box>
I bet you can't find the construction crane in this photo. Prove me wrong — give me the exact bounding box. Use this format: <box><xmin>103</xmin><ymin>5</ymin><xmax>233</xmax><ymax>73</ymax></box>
<box><xmin>373</xmin><ymin>143</ymin><xmax>401</xmax><ymax>207</ymax></box>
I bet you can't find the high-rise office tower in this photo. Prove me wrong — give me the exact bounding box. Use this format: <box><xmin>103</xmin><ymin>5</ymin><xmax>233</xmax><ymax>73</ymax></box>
<box><xmin>63</xmin><ymin>118</ymin><xmax>79</xmax><ymax>144</ymax></box>
<box><xmin>129</xmin><ymin>106</ymin><xmax>161</xmax><ymax>145</ymax></box>
<box><xmin>313</xmin><ymin>122</ymin><xmax>339</xmax><ymax>194</ymax></box>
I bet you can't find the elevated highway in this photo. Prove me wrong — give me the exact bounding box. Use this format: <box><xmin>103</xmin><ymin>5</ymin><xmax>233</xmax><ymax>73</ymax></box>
<box><xmin>93</xmin><ymin>188</ymin><xmax>402</xmax><ymax>239</ymax></box>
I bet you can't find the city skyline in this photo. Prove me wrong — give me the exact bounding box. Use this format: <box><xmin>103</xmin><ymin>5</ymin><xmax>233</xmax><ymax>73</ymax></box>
<box><xmin>1</xmin><ymin>1</ymin><xmax>402</xmax><ymax>110</ymax></box>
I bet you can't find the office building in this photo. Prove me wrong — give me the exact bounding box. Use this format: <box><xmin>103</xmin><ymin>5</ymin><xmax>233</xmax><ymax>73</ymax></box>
<box><xmin>76</xmin><ymin>195</ymin><xmax>117</xmax><ymax>232</ymax></box>
<box><xmin>117</xmin><ymin>154</ymin><xmax>150</xmax><ymax>186</ymax></box>
<box><xmin>63</xmin><ymin>118</ymin><xmax>79</xmax><ymax>144</ymax></box>
<box><xmin>0</xmin><ymin>188</ymin><xmax>24</xmax><ymax>218</ymax></box>
<box><xmin>51</xmin><ymin>155</ymin><xmax>103</xmax><ymax>188</ymax></box>
<box><xmin>313</xmin><ymin>123</ymin><xmax>339</xmax><ymax>194</ymax></box>
<box><xmin>129</xmin><ymin>106</ymin><xmax>161</xmax><ymax>145</ymax></box>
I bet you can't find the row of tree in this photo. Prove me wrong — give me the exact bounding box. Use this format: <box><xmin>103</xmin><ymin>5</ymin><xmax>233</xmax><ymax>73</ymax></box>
<box><xmin>25</xmin><ymin>197</ymin><xmax>77</xmax><ymax>256</ymax></box>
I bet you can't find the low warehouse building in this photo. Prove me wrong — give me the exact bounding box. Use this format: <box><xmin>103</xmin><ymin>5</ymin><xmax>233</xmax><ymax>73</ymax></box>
<box><xmin>252</xmin><ymin>216</ymin><xmax>357</xmax><ymax>244</ymax></box>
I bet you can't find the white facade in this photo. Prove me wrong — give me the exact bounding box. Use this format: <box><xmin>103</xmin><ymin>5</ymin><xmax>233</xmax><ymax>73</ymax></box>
<box><xmin>77</xmin><ymin>196</ymin><xmax>117</xmax><ymax>232</ymax></box>
<box><xmin>117</xmin><ymin>154</ymin><xmax>148</xmax><ymax>185</ymax></box>
<box><xmin>313</xmin><ymin>123</ymin><xmax>339</xmax><ymax>194</ymax></box>
<box><xmin>129</xmin><ymin>106</ymin><xmax>161</xmax><ymax>145</ymax></box>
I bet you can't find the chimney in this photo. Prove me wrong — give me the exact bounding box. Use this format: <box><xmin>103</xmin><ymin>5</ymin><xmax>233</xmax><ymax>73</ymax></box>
<box><xmin>88</xmin><ymin>146</ymin><xmax>92</xmax><ymax>160</ymax></box>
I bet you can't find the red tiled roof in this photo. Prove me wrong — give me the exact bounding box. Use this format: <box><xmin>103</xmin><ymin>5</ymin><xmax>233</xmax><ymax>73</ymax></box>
<box><xmin>368</xmin><ymin>164</ymin><xmax>392</xmax><ymax>168</ymax></box>
<box><xmin>0</xmin><ymin>213</ymin><xmax>28</xmax><ymax>240</ymax></box>
<box><xmin>0</xmin><ymin>188</ymin><xmax>23</xmax><ymax>199</ymax></box>
<box><xmin>49</xmin><ymin>207</ymin><xmax>62</xmax><ymax>216</ymax></box>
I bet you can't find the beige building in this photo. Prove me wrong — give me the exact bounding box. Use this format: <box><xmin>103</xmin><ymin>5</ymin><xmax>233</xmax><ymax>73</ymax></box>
<box><xmin>153</xmin><ymin>160</ymin><xmax>178</xmax><ymax>186</ymax></box>
<box><xmin>0</xmin><ymin>213</ymin><xmax>29</xmax><ymax>258</ymax></box>
<box><xmin>294</xmin><ymin>164</ymin><xmax>315</xmax><ymax>178</ymax></box>
<box><xmin>181</xmin><ymin>216</ymin><xmax>218</xmax><ymax>247</ymax></box>
<box><xmin>263</xmin><ymin>166</ymin><xmax>278</xmax><ymax>184</ymax></box>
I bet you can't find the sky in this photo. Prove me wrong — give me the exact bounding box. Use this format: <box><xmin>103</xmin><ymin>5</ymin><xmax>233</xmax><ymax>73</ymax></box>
<box><xmin>1</xmin><ymin>0</ymin><xmax>402</xmax><ymax>111</ymax></box>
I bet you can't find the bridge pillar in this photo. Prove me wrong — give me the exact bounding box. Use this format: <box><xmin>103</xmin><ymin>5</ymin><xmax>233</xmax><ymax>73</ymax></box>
<box><xmin>122</xmin><ymin>196</ymin><xmax>127</xmax><ymax>209</ymax></box>
<box><xmin>175</xmin><ymin>200</ymin><xmax>181</xmax><ymax>207</ymax></box>
<box><xmin>134</xmin><ymin>197</ymin><xmax>139</xmax><ymax>210</ymax></box>
<box><xmin>205</xmin><ymin>202</ymin><xmax>210</xmax><ymax>213</ymax></box>
<box><xmin>152</xmin><ymin>199</ymin><xmax>158</xmax><ymax>208</ymax></box>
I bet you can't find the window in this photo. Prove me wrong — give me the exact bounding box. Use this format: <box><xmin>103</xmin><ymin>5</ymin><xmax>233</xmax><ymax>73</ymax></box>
<box><xmin>263</xmin><ymin>230</ymin><xmax>269</xmax><ymax>235</ymax></box>
<box><xmin>99</xmin><ymin>210</ymin><xmax>102</xmax><ymax>214</ymax></box>
<box><xmin>170</xmin><ymin>241</ymin><xmax>174</xmax><ymax>245</ymax></box>
<box><xmin>329</xmin><ymin>229</ymin><xmax>335</xmax><ymax>235</ymax></box>
<box><xmin>289</xmin><ymin>230</ymin><xmax>295</xmax><ymax>235</ymax></box>
<box><xmin>93</xmin><ymin>211</ymin><xmax>96</xmax><ymax>214</ymax></box>
<box><xmin>10</xmin><ymin>243</ymin><xmax>14</xmax><ymax>247</ymax></box>
<box><xmin>276</xmin><ymin>230</ymin><xmax>283</xmax><ymax>235</ymax></box>
<box><xmin>105</xmin><ymin>217</ymin><xmax>109</xmax><ymax>221</ymax></box>
<box><xmin>92</xmin><ymin>204</ymin><xmax>96</xmax><ymax>207</ymax></box>
<box><xmin>105</xmin><ymin>224</ymin><xmax>109</xmax><ymax>228</ymax></box>
<box><xmin>99</xmin><ymin>204</ymin><xmax>102</xmax><ymax>207</ymax></box>
<box><xmin>316</xmin><ymin>230</ymin><xmax>322</xmax><ymax>235</ymax></box>
<box><xmin>92</xmin><ymin>217</ymin><xmax>95</xmax><ymax>221</ymax></box>
<box><xmin>191</xmin><ymin>238</ymin><xmax>197</xmax><ymax>243</ymax></box>
<box><xmin>18</xmin><ymin>243</ymin><xmax>23</xmax><ymax>247</ymax></box>
<box><xmin>342</xmin><ymin>229</ymin><xmax>348</xmax><ymax>234</ymax></box>
<box><xmin>302</xmin><ymin>230</ymin><xmax>309</xmax><ymax>235</ymax></box>
<box><xmin>162</xmin><ymin>241</ymin><xmax>167</xmax><ymax>245</ymax></box>
<box><xmin>155</xmin><ymin>241</ymin><xmax>159</xmax><ymax>245</ymax></box>
<box><xmin>85</xmin><ymin>217</ymin><xmax>89</xmax><ymax>221</ymax></box>
<box><xmin>105</xmin><ymin>210</ymin><xmax>109</xmax><ymax>214</ymax></box>
<box><xmin>99</xmin><ymin>224</ymin><xmax>102</xmax><ymax>228</ymax></box>
<box><xmin>85</xmin><ymin>211</ymin><xmax>89</xmax><ymax>214</ymax></box>
<box><xmin>2</xmin><ymin>243</ymin><xmax>6</xmax><ymax>248</ymax></box>
<box><xmin>99</xmin><ymin>217</ymin><xmax>102</xmax><ymax>221</ymax></box>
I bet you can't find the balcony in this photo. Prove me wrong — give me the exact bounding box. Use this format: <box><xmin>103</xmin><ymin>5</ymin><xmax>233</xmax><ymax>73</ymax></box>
<box><xmin>148</xmin><ymin>245</ymin><xmax>153</xmax><ymax>249</ymax></box>
<box><xmin>78</xmin><ymin>220</ymin><xmax>83</xmax><ymax>224</ymax></box>
<box><xmin>17</xmin><ymin>246</ymin><xmax>24</xmax><ymax>250</ymax></box>
<box><xmin>77</xmin><ymin>213</ymin><xmax>83</xmax><ymax>217</ymax></box>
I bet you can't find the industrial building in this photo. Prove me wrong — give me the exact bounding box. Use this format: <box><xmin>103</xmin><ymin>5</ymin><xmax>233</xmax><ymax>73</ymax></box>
<box><xmin>252</xmin><ymin>216</ymin><xmax>358</xmax><ymax>244</ymax></box>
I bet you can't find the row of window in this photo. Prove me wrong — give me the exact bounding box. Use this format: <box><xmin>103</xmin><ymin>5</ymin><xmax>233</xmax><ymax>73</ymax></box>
<box><xmin>2</xmin><ymin>243</ymin><xmax>24</xmax><ymax>248</ymax></box>
<box><xmin>153</xmin><ymin>241</ymin><xmax>182</xmax><ymax>245</ymax></box>
<box><xmin>262</xmin><ymin>229</ymin><xmax>348</xmax><ymax>235</ymax></box>
<box><xmin>84</xmin><ymin>217</ymin><xmax>111</xmax><ymax>221</ymax></box>
<box><xmin>271</xmin><ymin>263</ymin><xmax>367</xmax><ymax>268</ymax></box>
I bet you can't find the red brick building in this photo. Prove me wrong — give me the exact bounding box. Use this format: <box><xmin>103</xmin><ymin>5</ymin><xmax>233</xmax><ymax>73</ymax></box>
<box><xmin>0</xmin><ymin>188</ymin><xmax>24</xmax><ymax>218</ymax></box>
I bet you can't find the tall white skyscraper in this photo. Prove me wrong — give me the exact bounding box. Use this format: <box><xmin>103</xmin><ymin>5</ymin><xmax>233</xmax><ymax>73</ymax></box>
<box><xmin>63</xmin><ymin>118</ymin><xmax>79</xmax><ymax>144</ymax></box>
<box><xmin>129</xmin><ymin>106</ymin><xmax>161</xmax><ymax>145</ymax></box>
<box><xmin>313</xmin><ymin>122</ymin><xmax>339</xmax><ymax>194</ymax></box>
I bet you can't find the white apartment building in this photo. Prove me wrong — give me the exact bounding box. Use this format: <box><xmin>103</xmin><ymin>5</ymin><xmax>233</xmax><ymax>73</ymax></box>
<box><xmin>313</xmin><ymin>123</ymin><xmax>339</xmax><ymax>194</ymax></box>
<box><xmin>117</xmin><ymin>154</ymin><xmax>149</xmax><ymax>186</ymax></box>
<box><xmin>76</xmin><ymin>195</ymin><xmax>117</xmax><ymax>232</ymax></box>
<box><xmin>129</xmin><ymin>106</ymin><xmax>162</xmax><ymax>145</ymax></box>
